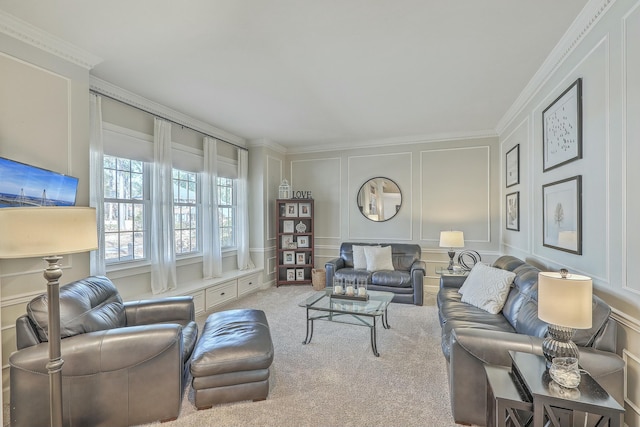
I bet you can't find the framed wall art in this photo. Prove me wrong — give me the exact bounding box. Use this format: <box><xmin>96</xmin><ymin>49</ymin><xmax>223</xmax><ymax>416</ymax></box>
<box><xmin>506</xmin><ymin>144</ymin><xmax>520</xmax><ymax>188</ymax></box>
<box><xmin>542</xmin><ymin>175</ymin><xmax>582</xmax><ymax>254</ymax></box>
<box><xmin>542</xmin><ymin>78</ymin><xmax>582</xmax><ymax>172</ymax></box>
<box><xmin>506</xmin><ymin>191</ymin><xmax>520</xmax><ymax>231</ymax></box>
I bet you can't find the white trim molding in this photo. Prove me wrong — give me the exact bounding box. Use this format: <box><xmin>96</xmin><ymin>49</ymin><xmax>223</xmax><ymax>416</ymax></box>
<box><xmin>0</xmin><ymin>10</ymin><xmax>102</xmax><ymax>69</ymax></box>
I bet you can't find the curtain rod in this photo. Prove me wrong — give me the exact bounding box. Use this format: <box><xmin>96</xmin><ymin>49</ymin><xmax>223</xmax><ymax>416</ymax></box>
<box><xmin>90</xmin><ymin>89</ymin><xmax>248</xmax><ymax>152</ymax></box>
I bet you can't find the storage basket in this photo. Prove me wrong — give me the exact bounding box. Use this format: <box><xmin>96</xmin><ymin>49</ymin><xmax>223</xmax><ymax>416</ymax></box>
<box><xmin>311</xmin><ymin>268</ymin><xmax>326</xmax><ymax>291</ymax></box>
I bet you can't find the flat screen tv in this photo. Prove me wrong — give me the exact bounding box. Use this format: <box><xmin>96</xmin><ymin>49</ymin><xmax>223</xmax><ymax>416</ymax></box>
<box><xmin>0</xmin><ymin>157</ymin><xmax>79</xmax><ymax>208</ymax></box>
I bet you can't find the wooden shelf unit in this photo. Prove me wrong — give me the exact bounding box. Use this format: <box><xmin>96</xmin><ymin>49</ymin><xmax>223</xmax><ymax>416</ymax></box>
<box><xmin>276</xmin><ymin>199</ymin><xmax>314</xmax><ymax>287</ymax></box>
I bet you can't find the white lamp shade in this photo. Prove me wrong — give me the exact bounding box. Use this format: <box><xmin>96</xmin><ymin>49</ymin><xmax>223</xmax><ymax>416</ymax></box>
<box><xmin>439</xmin><ymin>231</ymin><xmax>464</xmax><ymax>248</ymax></box>
<box><xmin>538</xmin><ymin>271</ymin><xmax>592</xmax><ymax>329</ymax></box>
<box><xmin>0</xmin><ymin>207</ymin><xmax>97</xmax><ymax>258</ymax></box>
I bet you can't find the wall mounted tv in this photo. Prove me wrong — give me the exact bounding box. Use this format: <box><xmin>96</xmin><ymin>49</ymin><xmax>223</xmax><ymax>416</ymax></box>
<box><xmin>0</xmin><ymin>157</ymin><xmax>79</xmax><ymax>208</ymax></box>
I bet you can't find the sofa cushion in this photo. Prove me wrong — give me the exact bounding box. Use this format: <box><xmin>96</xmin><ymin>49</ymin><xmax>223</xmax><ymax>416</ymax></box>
<box><xmin>27</xmin><ymin>276</ymin><xmax>126</xmax><ymax>342</ymax></box>
<box><xmin>364</xmin><ymin>245</ymin><xmax>394</xmax><ymax>271</ymax></box>
<box><xmin>352</xmin><ymin>245</ymin><xmax>368</xmax><ymax>269</ymax></box>
<box><xmin>459</xmin><ymin>263</ymin><xmax>515</xmax><ymax>314</ymax></box>
<box><xmin>371</xmin><ymin>270</ymin><xmax>411</xmax><ymax>287</ymax></box>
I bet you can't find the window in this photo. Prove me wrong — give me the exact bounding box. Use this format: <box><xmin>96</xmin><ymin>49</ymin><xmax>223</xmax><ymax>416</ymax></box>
<box><xmin>173</xmin><ymin>169</ymin><xmax>199</xmax><ymax>254</ymax></box>
<box><xmin>217</xmin><ymin>176</ymin><xmax>236</xmax><ymax>248</ymax></box>
<box><xmin>103</xmin><ymin>155</ymin><xmax>146</xmax><ymax>263</ymax></box>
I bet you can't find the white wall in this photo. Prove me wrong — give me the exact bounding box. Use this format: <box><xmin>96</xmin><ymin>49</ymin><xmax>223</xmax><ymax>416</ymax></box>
<box><xmin>498</xmin><ymin>0</ymin><xmax>640</xmax><ymax>424</ymax></box>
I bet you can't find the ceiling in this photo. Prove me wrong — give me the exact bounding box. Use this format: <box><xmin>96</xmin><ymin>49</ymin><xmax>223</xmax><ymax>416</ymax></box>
<box><xmin>0</xmin><ymin>1</ymin><xmax>589</xmax><ymax>151</ymax></box>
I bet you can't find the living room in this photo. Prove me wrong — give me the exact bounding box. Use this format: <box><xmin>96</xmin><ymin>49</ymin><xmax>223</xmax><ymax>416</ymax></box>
<box><xmin>1</xmin><ymin>1</ymin><xmax>639</xmax><ymax>426</ymax></box>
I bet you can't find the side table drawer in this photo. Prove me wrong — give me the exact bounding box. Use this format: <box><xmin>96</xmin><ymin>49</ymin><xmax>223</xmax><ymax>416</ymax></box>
<box><xmin>238</xmin><ymin>273</ymin><xmax>261</xmax><ymax>296</ymax></box>
<box><xmin>206</xmin><ymin>280</ymin><xmax>238</xmax><ymax>310</ymax></box>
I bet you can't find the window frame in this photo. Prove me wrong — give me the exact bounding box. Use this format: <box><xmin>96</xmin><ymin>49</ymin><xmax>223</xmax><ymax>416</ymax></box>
<box><xmin>173</xmin><ymin>168</ymin><xmax>200</xmax><ymax>256</ymax></box>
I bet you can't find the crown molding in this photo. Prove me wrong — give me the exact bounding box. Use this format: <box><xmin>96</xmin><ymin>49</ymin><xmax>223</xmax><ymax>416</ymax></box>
<box><xmin>495</xmin><ymin>0</ymin><xmax>616</xmax><ymax>135</ymax></box>
<box><xmin>248</xmin><ymin>138</ymin><xmax>287</xmax><ymax>155</ymax></box>
<box><xmin>283</xmin><ymin>129</ymin><xmax>498</xmax><ymax>155</ymax></box>
<box><xmin>0</xmin><ymin>11</ymin><xmax>102</xmax><ymax>70</ymax></box>
<box><xmin>90</xmin><ymin>76</ymin><xmax>246</xmax><ymax>147</ymax></box>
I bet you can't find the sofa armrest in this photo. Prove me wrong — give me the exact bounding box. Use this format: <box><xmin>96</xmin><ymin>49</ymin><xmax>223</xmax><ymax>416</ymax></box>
<box><xmin>447</xmin><ymin>328</ymin><xmax>625</xmax><ymax>426</ymax></box>
<box><xmin>439</xmin><ymin>275</ymin><xmax>466</xmax><ymax>289</ymax></box>
<box><xmin>411</xmin><ymin>260</ymin><xmax>425</xmax><ymax>306</ymax></box>
<box><xmin>125</xmin><ymin>296</ymin><xmax>195</xmax><ymax>326</ymax></box>
<box><xmin>325</xmin><ymin>257</ymin><xmax>345</xmax><ymax>288</ymax></box>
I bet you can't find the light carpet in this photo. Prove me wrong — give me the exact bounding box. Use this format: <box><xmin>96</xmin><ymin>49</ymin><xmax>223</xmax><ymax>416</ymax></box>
<box><xmin>143</xmin><ymin>285</ymin><xmax>460</xmax><ymax>427</ymax></box>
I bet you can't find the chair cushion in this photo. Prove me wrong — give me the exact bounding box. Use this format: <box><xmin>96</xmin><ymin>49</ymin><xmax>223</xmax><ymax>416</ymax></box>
<box><xmin>371</xmin><ymin>270</ymin><xmax>411</xmax><ymax>287</ymax></box>
<box><xmin>27</xmin><ymin>276</ymin><xmax>125</xmax><ymax>342</ymax></box>
<box><xmin>459</xmin><ymin>263</ymin><xmax>515</xmax><ymax>314</ymax></box>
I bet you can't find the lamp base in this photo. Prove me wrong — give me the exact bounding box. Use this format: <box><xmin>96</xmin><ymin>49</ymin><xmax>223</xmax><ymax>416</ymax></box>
<box><xmin>447</xmin><ymin>251</ymin><xmax>455</xmax><ymax>270</ymax></box>
<box><xmin>542</xmin><ymin>324</ymin><xmax>579</xmax><ymax>368</ymax></box>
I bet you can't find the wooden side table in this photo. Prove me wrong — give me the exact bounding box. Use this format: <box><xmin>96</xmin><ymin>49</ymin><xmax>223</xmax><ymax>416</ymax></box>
<box><xmin>484</xmin><ymin>364</ymin><xmax>533</xmax><ymax>427</ymax></box>
<box><xmin>509</xmin><ymin>351</ymin><xmax>624</xmax><ymax>427</ymax></box>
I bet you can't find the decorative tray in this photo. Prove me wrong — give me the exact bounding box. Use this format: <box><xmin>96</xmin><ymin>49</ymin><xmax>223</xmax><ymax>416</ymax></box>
<box><xmin>330</xmin><ymin>293</ymin><xmax>369</xmax><ymax>302</ymax></box>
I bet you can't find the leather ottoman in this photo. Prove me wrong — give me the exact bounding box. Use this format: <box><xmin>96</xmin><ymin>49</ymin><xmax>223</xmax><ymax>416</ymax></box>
<box><xmin>190</xmin><ymin>309</ymin><xmax>274</xmax><ymax>409</ymax></box>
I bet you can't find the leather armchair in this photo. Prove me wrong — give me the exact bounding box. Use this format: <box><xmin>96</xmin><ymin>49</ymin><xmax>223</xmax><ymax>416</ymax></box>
<box><xmin>10</xmin><ymin>276</ymin><xmax>198</xmax><ymax>427</ymax></box>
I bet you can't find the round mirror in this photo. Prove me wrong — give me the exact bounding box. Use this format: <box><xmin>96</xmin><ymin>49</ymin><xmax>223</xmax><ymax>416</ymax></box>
<box><xmin>357</xmin><ymin>177</ymin><xmax>402</xmax><ymax>222</ymax></box>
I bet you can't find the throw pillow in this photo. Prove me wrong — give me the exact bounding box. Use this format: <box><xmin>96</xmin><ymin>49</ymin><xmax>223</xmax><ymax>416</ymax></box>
<box><xmin>364</xmin><ymin>245</ymin><xmax>395</xmax><ymax>271</ymax></box>
<box><xmin>458</xmin><ymin>263</ymin><xmax>515</xmax><ymax>314</ymax></box>
<box><xmin>352</xmin><ymin>245</ymin><xmax>368</xmax><ymax>269</ymax></box>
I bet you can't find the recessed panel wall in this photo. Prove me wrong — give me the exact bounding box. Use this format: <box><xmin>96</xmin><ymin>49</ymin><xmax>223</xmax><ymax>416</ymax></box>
<box><xmin>421</xmin><ymin>146</ymin><xmax>490</xmax><ymax>242</ymax></box>
<box><xmin>291</xmin><ymin>158</ymin><xmax>342</xmax><ymax>242</ymax></box>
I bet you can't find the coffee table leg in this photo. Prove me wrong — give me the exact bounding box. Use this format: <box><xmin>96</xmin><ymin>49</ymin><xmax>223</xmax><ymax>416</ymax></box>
<box><xmin>303</xmin><ymin>308</ymin><xmax>314</xmax><ymax>344</ymax></box>
<box><xmin>370</xmin><ymin>317</ymin><xmax>380</xmax><ymax>357</ymax></box>
<box><xmin>382</xmin><ymin>308</ymin><xmax>391</xmax><ymax>329</ymax></box>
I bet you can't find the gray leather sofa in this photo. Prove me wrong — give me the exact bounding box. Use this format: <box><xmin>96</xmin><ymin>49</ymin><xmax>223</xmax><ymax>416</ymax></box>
<box><xmin>325</xmin><ymin>242</ymin><xmax>425</xmax><ymax>305</ymax></box>
<box><xmin>438</xmin><ymin>255</ymin><xmax>624</xmax><ymax>426</ymax></box>
<box><xmin>10</xmin><ymin>276</ymin><xmax>198</xmax><ymax>427</ymax></box>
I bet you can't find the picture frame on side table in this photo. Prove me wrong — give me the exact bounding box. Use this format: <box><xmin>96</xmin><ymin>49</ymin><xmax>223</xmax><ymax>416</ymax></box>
<box><xmin>296</xmin><ymin>269</ymin><xmax>305</xmax><ymax>281</ymax></box>
<box><xmin>543</xmin><ymin>176</ymin><xmax>582</xmax><ymax>254</ymax></box>
<box><xmin>543</xmin><ymin>78</ymin><xmax>582</xmax><ymax>172</ymax></box>
<box><xmin>506</xmin><ymin>191</ymin><xmax>520</xmax><ymax>231</ymax></box>
<box><xmin>506</xmin><ymin>144</ymin><xmax>520</xmax><ymax>187</ymax></box>
<box><xmin>299</xmin><ymin>202</ymin><xmax>311</xmax><ymax>217</ymax></box>
<box><xmin>283</xmin><ymin>250</ymin><xmax>295</xmax><ymax>264</ymax></box>
<box><xmin>297</xmin><ymin>236</ymin><xmax>309</xmax><ymax>248</ymax></box>
<box><xmin>285</xmin><ymin>202</ymin><xmax>298</xmax><ymax>217</ymax></box>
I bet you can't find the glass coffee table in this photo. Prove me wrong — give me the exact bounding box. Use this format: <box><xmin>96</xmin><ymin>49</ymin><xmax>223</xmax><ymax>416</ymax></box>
<box><xmin>298</xmin><ymin>289</ymin><xmax>394</xmax><ymax>357</ymax></box>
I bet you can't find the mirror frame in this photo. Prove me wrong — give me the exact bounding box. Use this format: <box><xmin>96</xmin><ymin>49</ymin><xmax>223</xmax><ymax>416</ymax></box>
<box><xmin>356</xmin><ymin>177</ymin><xmax>402</xmax><ymax>222</ymax></box>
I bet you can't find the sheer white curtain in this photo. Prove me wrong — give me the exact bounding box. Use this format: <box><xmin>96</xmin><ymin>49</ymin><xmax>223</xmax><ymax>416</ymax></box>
<box><xmin>89</xmin><ymin>94</ymin><xmax>106</xmax><ymax>275</ymax></box>
<box><xmin>150</xmin><ymin>118</ymin><xmax>177</xmax><ymax>294</ymax></box>
<box><xmin>237</xmin><ymin>149</ymin><xmax>255</xmax><ymax>270</ymax></box>
<box><xmin>202</xmin><ymin>137</ymin><xmax>222</xmax><ymax>278</ymax></box>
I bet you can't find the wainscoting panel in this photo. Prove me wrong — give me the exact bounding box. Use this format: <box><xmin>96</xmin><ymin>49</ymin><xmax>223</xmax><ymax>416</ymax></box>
<box><xmin>266</xmin><ymin>155</ymin><xmax>283</xmax><ymax>243</ymax></box>
<box><xmin>420</xmin><ymin>146</ymin><xmax>490</xmax><ymax>242</ymax></box>
<box><xmin>624</xmin><ymin>2</ymin><xmax>640</xmax><ymax>295</ymax></box>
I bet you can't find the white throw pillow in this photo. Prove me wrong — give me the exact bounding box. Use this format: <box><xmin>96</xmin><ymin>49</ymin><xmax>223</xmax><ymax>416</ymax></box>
<box><xmin>458</xmin><ymin>263</ymin><xmax>515</xmax><ymax>314</ymax></box>
<box><xmin>352</xmin><ymin>245</ymin><xmax>368</xmax><ymax>269</ymax></box>
<box><xmin>364</xmin><ymin>245</ymin><xmax>395</xmax><ymax>271</ymax></box>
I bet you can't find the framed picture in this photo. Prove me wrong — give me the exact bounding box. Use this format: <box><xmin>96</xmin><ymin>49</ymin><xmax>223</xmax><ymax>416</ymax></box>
<box><xmin>506</xmin><ymin>192</ymin><xmax>520</xmax><ymax>231</ymax></box>
<box><xmin>286</xmin><ymin>269</ymin><xmax>296</xmax><ymax>281</ymax></box>
<box><xmin>543</xmin><ymin>175</ymin><xmax>582</xmax><ymax>254</ymax></box>
<box><xmin>297</xmin><ymin>235</ymin><xmax>309</xmax><ymax>248</ymax></box>
<box><xmin>296</xmin><ymin>252</ymin><xmax>306</xmax><ymax>265</ymax></box>
<box><xmin>281</xmin><ymin>234</ymin><xmax>296</xmax><ymax>249</ymax></box>
<box><xmin>283</xmin><ymin>250</ymin><xmax>295</xmax><ymax>264</ymax></box>
<box><xmin>285</xmin><ymin>202</ymin><xmax>298</xmax><ymax>217</ymax></box>
<box><xmin>296</xmin><ymin>269</ymin><xmax>305</xmax><ymax>281</ymax></box>
<box><xmin>299</xmin><ymin>202</ymin><xmax>311</xmax><ymax>217</ymax></box>
<box><xmin>283</xmin><ymin>220</ymin><xmax>294</xmax><ymax>233</ymax></box>
<box><xmin>543</xmin><ymin>78</ymin><xmax>582</xmax><ymax>172</ymax></box>
<box><xmin>506</xmin><ymin>144</ymin><xmax>520</xmax><ymax>188</ymax></box>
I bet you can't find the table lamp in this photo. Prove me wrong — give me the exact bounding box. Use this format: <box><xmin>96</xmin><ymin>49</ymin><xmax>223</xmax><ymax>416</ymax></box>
<box><xmin>0</xmin><ymin>207</ymin><xmax>97</xmax><ymax>427</ymax></box>
<box><xmin>538</xmin><ymin>270</ymin><xmax>592</xmax><ymax>367</ymax></box>
<box><xmin>439</xmin><ymin>231</ymin><xmax>464</xmax><ymax>270</ymax></box>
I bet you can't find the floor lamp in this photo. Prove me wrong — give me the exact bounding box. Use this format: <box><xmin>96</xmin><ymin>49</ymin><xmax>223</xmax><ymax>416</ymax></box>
<box><xmin>0</xmin><ymin>207</ymin><xmax>97</xmax><ymax>427</ymax></box>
